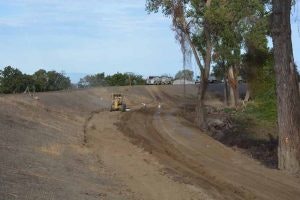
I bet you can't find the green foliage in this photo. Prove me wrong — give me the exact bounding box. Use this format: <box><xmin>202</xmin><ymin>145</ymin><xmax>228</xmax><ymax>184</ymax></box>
<box><xmin>209</xmin><ymin>0</ymin><xmax>271</xmax><ymax>100</ymax></box>
<box><xmin>78</xmin><ymin>72</ymin><xmax>145</xmax><ymax>88</ymax></box>
<box><xmin>224</xmin><ymin>47</ymin><xmax>277</xmax><ymax>123</ymax></box>
<box><xmin>0</xmin><ymin>66</ymin><xmax>27</xmax><ymax>93</ymax></box>
<box><xmin>78</xmin><ymin>73</ymin><xmax>107</xmax><ymax>88</ymax></box>
<box><xmin>251</xmin><ymin>57</ymin><xmax>275</xmax><ymax>98</ymax></box>
<box><xmin>146</xmin><ymin>0</ymin><xmax>185</xmax><ymax>15</ymax></box>
<box><xmin>242</xmin><ymin>42</ymin><xmax>275</xmax><ymax>97</ymax></box>
<box><xmin>175</xmin><ymin>69</ymin><xmax>194</xmax><ymax>81</ymax></box>
<box><xmin>242</xmin><ymin>50</ymin><xmax>277</xmax><ymax>123</ymax></box>
<box><xmin>146</xmin><ymin>0</ymin><xmax>278</xmax><ymax>126</ymax></box>
<box><xmin>105</xmin><ymin>73</ymin><xmax>145</xmax><ymax>86</ymax></box>
<box><xmin>208</xmin><ymin>0</ymin><xmax>267</xmax><ymax>73</ymax></box>
<box><xmin>106</xmin><ymin>73</ymin><xmax>128</xmax><ymax>86</ymax></box>
<box><xmin>128</xmin><ymin>74</ymin><xmax>146</xmax><ymax>85</ymax></box>
<box><xmin>242</xmin><ymin>100</ymin><xmax>277</xmax><ymax>123</ymax></box>
<box><xmin>32</xmin><ymin>69</ymin><xmax>48</xmax><ymax>92</ymax></box>
<box><xmin>146</xmin><ymin>0</ymin><xmax>208</xmax><ymax>74</ymax></box>
<box><xmin>146</xmin><ymin>0</ymin><xmax>169</xmax><ymax>14</ymax></box>
<box><xmin>0</xmin><ymin>66</ymin><xmax>71</xmax><ymax>94</ymax></box>
<box><xmin>46</xmin><ymin>71</ymin><xmax>71</xmax><ymax>91</ymax></box>
<box><xmin>212</xmin><ymin>61</ymin><xmax>226</xmax><ymax>80</ymax></box>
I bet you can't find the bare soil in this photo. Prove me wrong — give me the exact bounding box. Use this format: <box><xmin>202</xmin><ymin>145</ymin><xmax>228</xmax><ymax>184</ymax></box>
<box><xmin>179</xmin><ymin>104</ymin><xmax>278</xmax><ymax>169</ymax></box>
<box><xmin>1</xmin><ymin>85</ymin><xmax>300</xmax><ymax>200</ymax></box>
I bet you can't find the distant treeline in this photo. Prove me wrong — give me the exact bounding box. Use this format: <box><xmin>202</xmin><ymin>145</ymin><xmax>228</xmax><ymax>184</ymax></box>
<box><xmin>78</xmin><ymin>72</ymin><xmax>145</xmax><ymax>88</ymax></box>
<box><xmin>0</xmin><ymin>66</ymin><xmax>71</xmax><ymax>94</ymax></box>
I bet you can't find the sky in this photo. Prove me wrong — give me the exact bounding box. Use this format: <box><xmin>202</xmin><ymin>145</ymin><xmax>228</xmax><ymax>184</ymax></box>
<box><xmin>0</xmin><ymin>0</ymin><xmax>299</xmax><ymax>83</ymax></box>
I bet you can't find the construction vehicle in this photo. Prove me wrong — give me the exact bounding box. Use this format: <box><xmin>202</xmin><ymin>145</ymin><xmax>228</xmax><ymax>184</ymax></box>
<box><xmin>110</xmin><ymin>93</ymin><xmax>127</xmax><ymax>112</ymax></box>
<box><xmin>146</xmin><ymin>76</ymin><xmax>173</xmax><ymax>85</ymax></box>
<box><xmin>160</xmin><ymin>76</ymin><xmax>172</xmax><ymax>85</ymax></box>
<box><xmin>146</xmin><ymin>76</ymin><xmax>160</xmax><ymax>85</ymax></box>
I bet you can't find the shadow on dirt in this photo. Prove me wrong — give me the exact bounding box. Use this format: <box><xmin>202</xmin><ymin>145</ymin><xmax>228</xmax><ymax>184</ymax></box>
<box><xmin>115</xmin><ymin>108</ymin><xmax>255</xmax><ymax>200</ymax></box>
<box><xmin>180</xmin><ymin>104</ymin><xmax>278</xmax><ymax>169</ymax></box>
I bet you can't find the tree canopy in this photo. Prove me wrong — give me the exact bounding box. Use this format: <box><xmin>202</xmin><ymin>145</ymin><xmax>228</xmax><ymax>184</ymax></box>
<box><xmin>78</xmin><ymin>72</ymin><xmax>145</xmax><ymax>88</ymax></box>
<box><xmin>0</xmin><ymin>66</ymin><xmax>71</xmax><ymax>94</ymax></box>
<box><xmin>175</xmin><ymin>69</ymin><xmax>194</xmax><ymax>81</ymax></box>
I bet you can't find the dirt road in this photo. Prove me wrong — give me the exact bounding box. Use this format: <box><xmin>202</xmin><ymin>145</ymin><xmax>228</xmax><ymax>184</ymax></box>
<box><xmin>1</xmin><ymin>85</ymin><xmax>300</xmax><ymax>199</ymax></box>
<box><xmin>118</xmin><ymin>109</ymin><xmax>300</xmax><ymax>199</ymax></box>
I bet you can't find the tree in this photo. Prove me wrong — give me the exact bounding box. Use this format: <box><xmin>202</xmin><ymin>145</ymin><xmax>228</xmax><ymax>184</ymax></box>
<box><xmin>271</xmin><ymin>0</ymin><xmax>300</xmax><ymax>173</ymax></box>
<box><xmin>125</xmin><ymin>72</ymin><xmax>146</xmax><ymax>86</ymax></box>
<box><xmin>241</xmin><ymin>9</ymin><xmax>270</xmax><ymax>102</ymax></box>
<box><xmin>0</xmin><ymin>67</ymin><xmax>71</xmax><ymax>94</ymax></box>
<box><xmin>175</xmin><ymin>69</ymin><xmax>194</xmax><ymax>81</ymax></box>
<box><xmin>33</xmin><ymin>69</ymin><xmax>48</xmax><ymax>92</ymax></box>
<box><xmin>22</xmin><ymin>74</ymin><xmax>35</xmax><ymax>92</ymax></box>
<box><xmin>0</xmin><ymin>66</ymin><xmax>26</xmax><ymax>93</ymax></box>
<box><xmin>147</xmin><ymin>0</ymin><xmax>213</xmax><ymax>129</ymax></box>
<box><xmin>46</xmin><ymin>71</ymin><xmax>71</xmax><ymax>91</ymax></box>
<box><xmin>206</xmin><ymin>0</ymin><xmax>265</xmax><ymax>107</ymax></box>
<box><xmin>78</xmin><ymin>73</ymin><xmax>107</xmax><ymax>88</ymax></box>
<box><xmin>212</xmin><ymin>60</ymin><xmax>229</xmax><ymax>105</ymax></box>
<box><xmin>129</xmin><ymin>74</ymin><xmax>146</xmax><ymax>85</ymax></box>
<box><xmin>78</xmin><ymin>77</ymin><xmax>89</xmax><ymax>88</ymax></box>
<box><xmin>242</xmin><ymin>46</ymin><xmax>273</xmax><ymax>100</ymax></box>
<box><xmin>105</xmin><ymin>72</ymin><xmax>145</xmax><ymax>86</ymax></box>
<box><xmin>105</xmin><ymin>73</ymin><xmax>129</xmax><ymax>86</ymax></box>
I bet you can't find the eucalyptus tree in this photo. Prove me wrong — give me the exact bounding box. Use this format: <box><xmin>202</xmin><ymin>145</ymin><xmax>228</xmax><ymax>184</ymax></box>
<box><xmin>206</xmin><ymin>0</ymin><xmax>266</xmax><ymax>107</ymax></box>
<box><xmin>175</xmin><ymin>69</ymin><xmax>194</xmax><ymax>81</ymax></box>
<box><xmin>146</xmin><ymin>0</ymin><xmax>213</xmax><ymax>129</ymax></box>
<box><xmin>271</xmin><ymin>0</ymin><xmax>300</xmax><ymax>173</ymax></box>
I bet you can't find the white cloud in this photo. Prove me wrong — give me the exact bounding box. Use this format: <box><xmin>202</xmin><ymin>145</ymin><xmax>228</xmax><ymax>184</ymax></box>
<box><xmin>0</xmin><ymin>0</ymin><xmax>181</xmax><ymax>76</ymax></box>
<box><xmin>0</xmin><ymin>0</ymin><xmax>169</xmax><ymax>35</ymax></box>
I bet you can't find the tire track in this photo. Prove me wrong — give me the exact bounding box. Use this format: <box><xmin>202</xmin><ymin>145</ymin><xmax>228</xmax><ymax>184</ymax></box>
<box><xmin>83</xmin><ymin>108</ymin><xmax>109</xmax><ymax>144</ymax></box>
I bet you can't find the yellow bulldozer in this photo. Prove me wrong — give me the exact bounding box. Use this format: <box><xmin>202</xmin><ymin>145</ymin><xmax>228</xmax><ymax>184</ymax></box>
<box><xmin>110</xmin><ymin>93</ymin><xmax>127</xmax><ymax>112</ymax></box>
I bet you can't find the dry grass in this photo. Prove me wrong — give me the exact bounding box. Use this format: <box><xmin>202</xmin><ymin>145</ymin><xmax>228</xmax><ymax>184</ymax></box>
<box><xmin>39</xmin><ymin>144</ymin><xmax>63</xmax><ymax>156</ymax></box>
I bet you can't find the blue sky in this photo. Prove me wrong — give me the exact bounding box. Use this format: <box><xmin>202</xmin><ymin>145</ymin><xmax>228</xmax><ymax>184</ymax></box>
<box><xmin>0</xmin><ymin>0</ymin><xmax>299</xmax><ymax>83</ymax></box>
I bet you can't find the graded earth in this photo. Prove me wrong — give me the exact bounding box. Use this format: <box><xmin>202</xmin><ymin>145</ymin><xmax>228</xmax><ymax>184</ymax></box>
<box><xmin>1</xmin><ymin>85</ymin><xmax>300</xmax><ymax>200</ymax></box>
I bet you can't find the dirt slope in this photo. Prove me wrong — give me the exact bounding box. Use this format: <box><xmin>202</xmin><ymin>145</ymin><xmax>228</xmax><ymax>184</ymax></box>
<box><xmin>0</xmin><ymin>87</ymin><xmax>140</xmax><ymax>200</ymax></box>
<box><xmin>1</xmin><ymin>85</ymin><xmax>300</xmax><ymax>200</ymax></box>
<box><xmin>115</xmin><ymin>87</ymin><xmax>300</xmax><ymax>200</ymax></box>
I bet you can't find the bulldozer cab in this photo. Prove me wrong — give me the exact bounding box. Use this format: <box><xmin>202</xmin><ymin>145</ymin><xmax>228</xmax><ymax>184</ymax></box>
<box><xmin>112</xmin><ymin>93</ymin><xmax>122</xmax><ymax>99</ymax></box>
<box><xmin>110</xmin><ymin>93</ymin><xmax>126</xmax><ymax>112</ymax></box>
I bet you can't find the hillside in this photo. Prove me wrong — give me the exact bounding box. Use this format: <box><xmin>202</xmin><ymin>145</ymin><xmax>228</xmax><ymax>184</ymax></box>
<box><xmin>1</xmin><ymin>85</ymin><xmax>300</xmax><ymax>200</ymax></box>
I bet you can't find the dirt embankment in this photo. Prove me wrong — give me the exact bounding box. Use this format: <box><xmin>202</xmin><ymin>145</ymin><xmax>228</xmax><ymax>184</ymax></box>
<box><xmin>114</xmin><ymin>87</ymin><xmax>300</xmax><ymax>200</ymax></box>
<box><xmin>1</xmin><ymin>85</ymin><xmax>300</xmax><ymax>200</ymax></box>
<box><xmin>179</xmin><ymin>104</ymin><xmax>278</xmax><ymax>169</ymax></box>
<box><xmin>0</xmin><ymin>87</ymin><xmax>154</xmax><ymax>200</ymax></box>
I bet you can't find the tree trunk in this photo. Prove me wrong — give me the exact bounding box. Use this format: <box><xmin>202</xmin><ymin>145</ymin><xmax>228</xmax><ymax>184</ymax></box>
<box><xmin>272</xmin><ymin>0</ymin><xmax>300</xmax><ymax>173</ymax></box>
<box><xmin>234</xmin><ymin>81</ymin><xmax>239</xmax><ymax>106</ymax></box>
<box><xmin>186</xmin><ymin>35</ymin><xmax>207</xmax><ymax>129</ymax></box>
<box><xmin>244</xmin><ymin>85</ymin><xmax>251</xmax><ymax>102</ymax></box>
<box><xmin>228</xmin><ymin>66</ymin><xmax>239</xmax><ymax>107</ymax></box>
<box><xmin>229</xmin><ymin>84</ymin><xmax>235</xmax><ymax>107</ymax></box>
<box><xmin>194</xmin><ymin>21</ymin><xmax>212</xmax><ymax>129</ymax></box>
<box><xmin>222</xmin><ymin>63</ymin><xmax>229</xmax><ymax>106</ymax></box>
<box><xmin>224</xmin><ymin>75</ymin><xmax>229</xmax><ymax>106</ymax></box>
<box><xmin>182</xmin><ymin>0</ymin><xmax>212</xmax><ymax>129</ymax></box>
<box><xmin>195</xmin><ymin>79</ymin><xmax>208</xmax><ymax>130</ymax></box>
